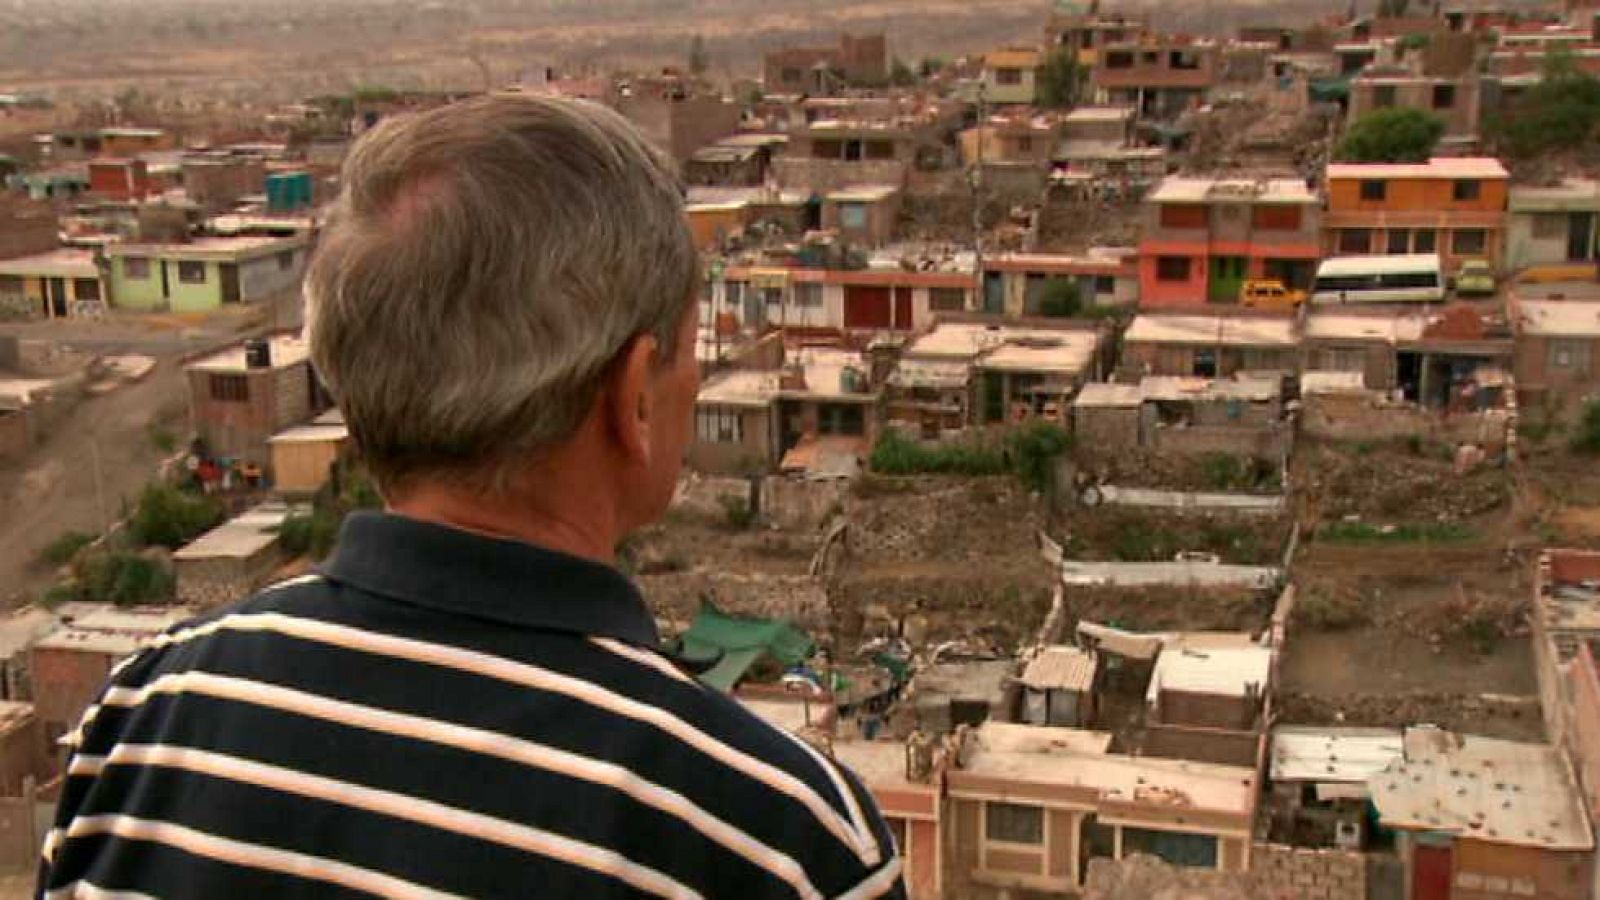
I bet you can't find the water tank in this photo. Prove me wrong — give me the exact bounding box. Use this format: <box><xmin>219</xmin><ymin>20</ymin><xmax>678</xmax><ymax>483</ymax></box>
<box><xmin>244</xmin><ymin>339</ymin><xmax>271</xmax><ymax>369</ymax></box>
<box><xmin>265</xmin><ymin>171</ymin><xmax>313</xmax><ymax>213</ymax></box>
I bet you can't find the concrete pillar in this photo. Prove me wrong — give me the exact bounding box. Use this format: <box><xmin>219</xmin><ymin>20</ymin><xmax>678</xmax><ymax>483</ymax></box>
<box><xmin>1113</xmin><ymin>824</ymin><xmax>1123</xmax><ymax>860</ymax></box>
<box><xmin>1067</xmin><ymin>811</ymin><xmax>1082</xmax><ymax>888</ymax></box>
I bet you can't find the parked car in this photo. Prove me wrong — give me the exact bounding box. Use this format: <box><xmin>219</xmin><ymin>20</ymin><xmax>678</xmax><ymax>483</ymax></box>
<box><xmin>1239</xmin><ymin>279</ymin><xmax>1306</xmax><ymax>311</ymax></box>
<box><xmin>1455</xmin><ymin>259</ymin><xmax>1496</xmax><ymax>297</ymax></box>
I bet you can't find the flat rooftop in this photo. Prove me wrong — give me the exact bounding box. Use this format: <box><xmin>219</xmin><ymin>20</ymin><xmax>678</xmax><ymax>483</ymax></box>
<box><xmin>108</xmin><ymin>234</ymin><xmax>306</xmax><ymax>260</ymax></box>
<box><xmin>173</xmin><ymin>503</ymin><xmax>293</xmax><ymax>561</ymax></box>
<box><xmin>956</xmin><ymin>722</ymin><xmax>1257</xmax><ymax>815</ymax></box>
<box><xmin>1370</xmin><ymin>727</ymin><xmax>1593</xmax><ymax>851</ymax></box>
<box><xmin>268</xmin><ymin>422</ymin><xmax>349</xmax><ymax>446</ymax></box>
<box><xmin>0</xmin><ymin>249</ymin><xmax>99</xmax><ymax>280</ymax></box>
<box><xmin>0</xmin><ymin>607</ymin><xmax>60</xmax><ymax>660</ymax></box>
<box><xmin>1516</xmin><ymin>300</ymin><xmax>1600</xmax><ymax>338</ymax></box>
<box><xmin>1124</xmin><ymin>314</ymin><xmax>1298</xmax><ymax>348</ymax></box>
<box><xmin>1327</xmin><ymin>157</ymin><xmax>1509</xmax><ymax>181</ymax></box>
<box><xmin>1304</xmin><ymin>311</ymin><xmax>1430</xmax><ymax>343</ymax></box>
<box><xmin>1147</xmin><ymin>641</ymin><xmax>1271</xmax><ymax>703</ymax></box>
<box><xmin>904</xmin><ymin>322</ymin><xmax>1101</xmax><ymax>377</ymax></box>
<box><xmin>187</xmin><ymin>334</ymin><xmax>310</xmax><ymax>374</ymax></box>
<box><xmin>1271</xmin><ymin>725</ymin><xmax>1404</xmax><ymax>784</ymax></box>
<box><xmin>39</xmin><ymin>604</ymin><xmax>194</xmax><ymax>656</ymax></box>
<box><xmin>1019</xmin><ymin>646</ymin><xmax>1097</xmax><ymax>692</ymax></box>
<box><xmin>1148</xmin><ymin>177</ymin><xmax>1318</xmax><ymax>205</ymax></box>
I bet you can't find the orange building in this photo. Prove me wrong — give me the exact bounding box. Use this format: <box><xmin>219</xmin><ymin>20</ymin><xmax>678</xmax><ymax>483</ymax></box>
<box><xmin>1324</xmin><ymin>157</ymin><xmax>1509</xmax><ymax>274</ymax></box>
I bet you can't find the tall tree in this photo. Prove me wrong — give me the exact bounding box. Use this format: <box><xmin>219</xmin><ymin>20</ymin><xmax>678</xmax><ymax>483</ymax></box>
<box><xmin>1037</xmin><ymin>47</ymin><xmax>1081</xmax><ymax>110</ymax></box>
<box><xmin>1335</xmin><ymin>107</ymin><xmax>1445</xmax><ymax>162</ymax></box>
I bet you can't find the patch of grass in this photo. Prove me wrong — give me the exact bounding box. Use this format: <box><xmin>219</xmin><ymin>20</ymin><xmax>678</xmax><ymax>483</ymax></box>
<box><xmin>719</xmin><ymin>495</ymin><xmax>755</xmax><ymax>530</ymax></box>
<box><xmin>146</xmin><ymin>424</ymin><xmax>179</xmax><ymax>454</ymax></box>
<box><xmin>1296</xmin><ymin>590</ymin><xmax>1371</xmax><ymax>631</ymax></box>
<box><xmin>39</xmin><ymin>582</ymin><xmax>79</xmax><ymax>608</ymax></box>
<box><xmin>75</xmin><ymin>552</ymin><xmax>175</xmax><ymax>606</ymax></box>
<box><xmin>1572</xmin><ymin>399</ymin><xmax>1600</xmax><ymax>454</ymax></box>
<box><xmin>1319</xmin><ymin>521</ymin><xmax>1476</xmax><ymax>544</ymax></box>
<box><xmin>38</xmin><ymin>531</ymin><xmax>96</xmax><ymax>567</ymax></box>
<box><xmin>130</xmin><ymin>483</ymin><xmax>225</xmax><ymax>550</ymax></box>
<box><xmin>869</xmin><ymin>422</ymin><xmax>1073</xmax><ymax>493</ymax></box>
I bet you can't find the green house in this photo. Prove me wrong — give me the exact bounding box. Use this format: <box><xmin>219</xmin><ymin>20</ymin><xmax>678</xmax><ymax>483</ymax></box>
<box><xmin>106</xmin><ymin>235</ymin><xmax>310</xmax><ymax>313</ymax></box>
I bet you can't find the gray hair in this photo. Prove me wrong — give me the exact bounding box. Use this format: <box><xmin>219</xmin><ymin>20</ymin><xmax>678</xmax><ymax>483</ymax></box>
<box><xmin>307</xmin><ymin>94</ymin><xmax>699</xmax><ymax>493</ymax></box>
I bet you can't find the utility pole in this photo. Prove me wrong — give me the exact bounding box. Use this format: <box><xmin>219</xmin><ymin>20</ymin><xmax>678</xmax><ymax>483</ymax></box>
<box><xmin>971</xmin><ymin>79</ymin><xmax>988</xmax><ymax>314</ymax></box>
<box><xmin>90</xmin><ymin>435</ymin><xmax>109</xmax><ymax>533</ymax></box>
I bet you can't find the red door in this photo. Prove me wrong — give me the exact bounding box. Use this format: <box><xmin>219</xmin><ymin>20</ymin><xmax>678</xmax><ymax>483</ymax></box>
<box><xmin>1412</xmin><ymin>843</ymin><xmax>1452</xmax><ymax>900</ymax></box>
<box><xmin>844</xmin><ymin>286</ymin><xmax>892</xmax><ymax>328</ymax></box>
<box><xmin>893</xmin><ymin>287</ymin><xmax>913</xmax><ymax>331</ymax></box>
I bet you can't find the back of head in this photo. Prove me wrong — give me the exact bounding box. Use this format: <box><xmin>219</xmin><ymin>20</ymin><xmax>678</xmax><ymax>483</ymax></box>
<box><xmin>307</xmin><ymin>94</ymin><xmax>698</xmax><ymax>496</ymax></box>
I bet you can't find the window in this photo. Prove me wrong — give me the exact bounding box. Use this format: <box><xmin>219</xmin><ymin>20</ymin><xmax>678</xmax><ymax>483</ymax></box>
<box><xmin>1533</xmin><ymin>213</ymin><xmax>1568</xmax><ymax>239</ymax></box>
<box><xmin>1359</xmin><ymin>180</ymin><xmax>1387</xmax><ymax>202</ymax></box>
<box><xmin>1156</xmin><ymin>256</ymin><xmax>1192</xmax><ymax>282</ymax></box>
<box><xmin>1452</xmin><ymin>229</ymin><xmax>1487</xmax><ymax>255</ymax></box>
<box><xmin>819</xmin><ymin>404</ymin><xmax>865</xmax><ymax>436</ymax></box>
<box><xmin>865</xmin><ymin>140</ymin><xmax>896</xmax><ymax>160</ymax></box>
<box><xmin>1141</xmin><ymin>51</ymin><xmax>1159</xmax><ymax>65</ymax></box>
<box><xmin>1122</xmin><ymin>827</ymin><xmax>1218</xmax><ymax>869</ymax></box>
<box><xmin>794</xmin><ymin>283</ymin><xmax>824</xmax><ymax>309</ymax></box>
<box><xmin>1160</xmin><ymin>204</ymin><xmax>1208</xmax><ymax>229</ymax></box>
<box><xmin>73</xmin><ymin>278</ymin><xmax>101</xmax><ymax>302</ymax></box>
<box><xmin>1106</xmin><ymin>50</ymin><xmax>1134</xmax><ymax>69</ymax></box>
<box><xmin>1094</xmin><ymin>275</ymin><xmax>1116</xmax><ymax>296</ymax></box>
<box><xmin>1374</xmin><ymin>85</ymin><xmax>1397</xmax><ymax>108</ymax></box>
<box><xmin>1413</xmin><ymin>229</ymin><xmax>1437</xmax><ymax>253</ymax></box>
<box><xmin>929</xmin><ymin>287</ymin><xmax>966</xmax><ymax>311</ymax></box>
<box><xmin>838</xmin><ymin>202</ymin><xmax>868</xmax><ymax>230</ymax></box>
<box><xmin>994</xmin><ymin>67</ymin><xmax>1023</xmax><ymax>86</ymax></box>
<box><xmin>276</xmin><ymin>250</ymin><xmax>296</xmax><ymax>271</ymax></box>
<box><xmin>1432</xmin><ymin>83</ymin><xmax>1456</xmax><ymax>109</ymax></box>
<box><xmin>1453</xmin><ymin>180</ymin><xmax>1481</xmax><ymax>202</ymax></box>
<box><xmin>985</xmin><ymin>802</ymin><xmax>1043</xmax><ymax>845</ymax></box>
<box><xmin>1317</xmin><ymin>346</ymin><xmax>1368</xmax><ymax>372</ymax></box>
<box><xmin>1550</xmin><ymin>339</ymin><xmax>1591</xmax><ymax>372</ymax></box>
<box><xmin>208</xmin><ymin>374</ymin><xmax>249</xmax><ymax>403</ymax></box>
<box><xmin>1338</xmin><ymin>229</ymin><xmax>1372</xmax><ymax>254</ymax></box>
<box><xmin>1386</xmin><ymin>229</ymin><xmax>1411</xmax><ymax>254</ymax></box>
<box><xmin>1170</xmin><ymin>50</ymin><xmax>1200</xmax><ymax>70</ymax></box>
<box><xmin>1252</xmin><ymin>205</ymin><xmax>1302</xmax><ymax>230</ymax></box>
<box><xmin>123</xmin><ymin>256</ymin><xmax>151</xmax><ymax>279</ymax></box>
<box><xmin>695</xmin><ymin>407</ymin><xmax>742</xmax><ymax>443</ymax></box>
<box><xmin>177</xmin><ymin>261</ymin><xmax>207</xmax><ymax>284</ymax></box>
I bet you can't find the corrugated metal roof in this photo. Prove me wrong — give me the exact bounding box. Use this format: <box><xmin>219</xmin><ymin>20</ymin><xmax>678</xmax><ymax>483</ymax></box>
<box><xmin>1271</xmin><ymin>725</ymin><xmax>1404</xmax><ymax>784</ymax></box>
<box><xmin>1020</xmin><ymin>646</ymin><xmax>1097</xmax><ymax>691</ymax></box>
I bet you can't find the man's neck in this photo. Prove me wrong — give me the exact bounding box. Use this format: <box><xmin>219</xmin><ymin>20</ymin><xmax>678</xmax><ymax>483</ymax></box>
<box><xmin>387</xmin><ymin>483</ymin><xmax>621</xmax><ymax>566</ymax></box>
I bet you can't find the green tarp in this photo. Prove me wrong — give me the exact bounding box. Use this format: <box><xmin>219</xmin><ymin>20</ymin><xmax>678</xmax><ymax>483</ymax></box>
<box><xmin>678</xmin><ymin>603</ymin><xmax>815</xmax><ymax>693</ymax></box>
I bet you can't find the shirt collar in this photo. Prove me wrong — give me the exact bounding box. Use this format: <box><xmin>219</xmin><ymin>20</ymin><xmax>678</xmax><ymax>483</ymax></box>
<box><xmin>319</xmin><ymin>511</ymin><xmax>659</xmax><ymax>648</ymax></box>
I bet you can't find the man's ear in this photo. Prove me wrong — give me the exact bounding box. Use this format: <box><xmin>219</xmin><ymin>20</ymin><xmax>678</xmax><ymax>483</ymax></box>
<box><xmin>605</xmin><ymin>334</ymin><xmax>659</xmax><ymax>465</ymax></box>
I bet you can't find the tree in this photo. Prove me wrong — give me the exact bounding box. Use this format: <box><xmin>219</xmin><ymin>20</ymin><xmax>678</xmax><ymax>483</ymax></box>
<box><xmin>1037</xmin><ymin>47</ymin><xmax>1081</xmax><ymax>110</ymax></box>
<box><xmin>1335</xmin><ymin>107</ymin><xmax>1445</xmax><ymax>162</ymax></box>
<box><xmin>1490</xmin><ymin>50</ymin><xmax>1600</xmax><ymax>159</ymax></box>
<box><xmin>1573</xmin><ymin>399</ymin><xmax>1600</xmax><ymax>455</ymax></box>
<box><xmin>1036</xmin><ymin>279</ymin><xmax>1083</xmax><ymax>317</ymax></box>
<box><xmin>688</xmin><ymin>34</ymin><xmax>708</xmax><ymax>76</ymax></box>
<box><xmin>890</xmin><ymin>57</ymin><xmax>917</xmax><ymax>87</ymax></box>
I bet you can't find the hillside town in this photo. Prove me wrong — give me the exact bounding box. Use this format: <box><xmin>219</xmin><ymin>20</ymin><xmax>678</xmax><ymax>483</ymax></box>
<box><xmin>4</xmin><ymin>0</ymin><xmax>1600</xmax><ymax>897</ymax></box>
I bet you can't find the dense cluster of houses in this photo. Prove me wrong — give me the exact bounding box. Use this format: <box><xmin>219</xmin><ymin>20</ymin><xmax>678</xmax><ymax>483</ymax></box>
<box><xmin>3</xmin><ymin>0</ymin><xmax>1600</xmax><ymax>896</ymax></box>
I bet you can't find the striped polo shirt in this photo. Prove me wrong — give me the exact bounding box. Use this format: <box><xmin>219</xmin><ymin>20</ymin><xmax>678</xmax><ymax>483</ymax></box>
<box><xmin>39</xmin><ymin>512</ymin><xmax>905</xmax><ymax>899</ymax></box>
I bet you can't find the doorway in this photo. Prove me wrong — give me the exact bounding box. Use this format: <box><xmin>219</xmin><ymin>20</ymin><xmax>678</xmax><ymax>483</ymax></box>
<box><xmin>1209</xmin><ymin>256</ymin><xmax>1247</xmax><ymax>303</ymax></box>
<box><xmin>1569</xmin><ymin>212</ymin><xmax>1595</xmax><ymax>262</ymax></box>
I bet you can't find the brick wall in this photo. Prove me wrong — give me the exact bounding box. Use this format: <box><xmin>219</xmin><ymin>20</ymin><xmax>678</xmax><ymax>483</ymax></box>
<box><xmin>1302</xmin><ymin>392</ymin><xmax>1512</xmax><ymax>449</ymax></box>
<box><xmin>175</xmin><ymin>549</ymin><xmax>282</xmax><ymax>610</ymax></box>
<box><xmin>30</xmin><ymin>647</ymin><xmax>113</xmax><ymax>760</ymax></box>
<box><xmin>0</xmin><ymin>198</ymin><xmax>58</xmax><ymax>262</ymax></box>
<box><xmin>771</xmin><ymin>158</ymin><xmax>908</xmax><ymax>193</ymax></box>
<box><xmin>1143</xmin><ymin>723</ymin><xmax>1260</xmax><ymax>766</ymax></box>
<box><xmin>1251</xmin><ymin>843</ymin><xmax>1368</xmax><ymax>900</ymax></box>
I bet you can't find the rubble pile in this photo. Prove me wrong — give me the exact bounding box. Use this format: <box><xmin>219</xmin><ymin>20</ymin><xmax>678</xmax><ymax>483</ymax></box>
<box><xmin>1301</xmin><ymin>444</ymin><xmax>1510</xmax><ymax>521</ymax></box>
<box><xmin>1276</xmin><ymin>690</ymin><xmax>1543</xmax><ymax>741</ymax></box>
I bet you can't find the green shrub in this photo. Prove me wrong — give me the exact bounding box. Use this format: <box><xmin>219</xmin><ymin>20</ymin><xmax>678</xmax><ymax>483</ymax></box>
<box><xmin>39</xmin><ymin>531</ymin><xmax>96</xmax><ymax>567</ymax></box>
<box><xmin>870</xmin><ymin>430</ymin><xmax>1008</xmax><ymax>477</ymax></box>
<box><xmin>277</xmin><ymin>509</ymin><xmax>342</xmax><ymax>560</ymax></box>
<box><xmin>147</xmin><ymin>424</ymin><xmax>179</xmax><ymax>454</ymax></box>
<box><xmin>76</xmin><ymin>552</ymin><xmax>175</xmax><ymax>606</ymax></box>
<box><xmin>1319</xmin><ymin>521</ymin><xmax>1475</xmax><ymax>544</ymax></box>
<box><xmin>1296</xmin><ymin>590</ymin><xmax>1371</xmax><ymax>631</ymax></box>
<box><xmin>130</xmin><ymin>483</ymin><xmax>224</xmax><ymax>549</ymax></box>
<box><xmin>719</xmin><ymin>495</ymin><xmax>755</xmax><ymax>530</ymax></box>
<box><xmin>40</xmin><ymin>582</ymin><xmax>80</xmax><ymax>608</ymax></box>
<box><xmin>1008</xmin><ymin>421</ymin><xmax>1072</xmax><ymax>493</ymax></box>
<box><xmin>1571</xmin><ymin>399</ymin><xmax>1600</xmax><ymax>454</ymax></box>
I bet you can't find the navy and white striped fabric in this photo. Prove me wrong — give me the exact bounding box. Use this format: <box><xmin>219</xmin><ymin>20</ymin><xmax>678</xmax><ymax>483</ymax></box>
<box><xmin>40</xmin><ymin>512</ymin><xmax>905</xmax><ymax>899</ymax></box>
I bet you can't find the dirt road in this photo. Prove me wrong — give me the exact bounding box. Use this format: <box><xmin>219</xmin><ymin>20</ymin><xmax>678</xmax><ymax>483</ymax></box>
<box><xmin>0</xmin><ymin>362</ymin><xmax>188</xmax><ymax>606</ymax></box>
